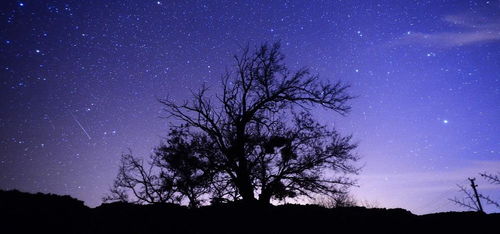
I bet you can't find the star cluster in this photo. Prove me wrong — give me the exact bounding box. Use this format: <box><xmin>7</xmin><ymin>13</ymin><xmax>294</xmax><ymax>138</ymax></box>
<box><xmin>0</xmin><ymin>0</ymin><xmax>499</xmax><ymax>214</ymax></box>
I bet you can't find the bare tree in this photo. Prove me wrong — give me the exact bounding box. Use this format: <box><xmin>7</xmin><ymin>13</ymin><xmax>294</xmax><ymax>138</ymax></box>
<box><xmin>450</xmin><ymin>184</ymin><xmax>483</xmax><ymax>212</ymax></box>
<box><xmin>103</xmin><ymin>151</ymin><xmax>178</xmax><ymax>204</ymax></box>
<box><xmin>104</xmin><ymin>127</ymin><xmax>215</xmax><ymax>207</ymax></box>
<box><xmin>106</xmin><ymin>42</ymin><xmax>359</xmax><ymax>206</ymax></box>
<box><xmin>316</xmin><ymin>192</ymin><xmax>358</xmax><ymax>208</ymax></box>
<box><xmin>450</xmin><ymin>173</ymin><xmax>500</xmax><ymax>212</ymax></box>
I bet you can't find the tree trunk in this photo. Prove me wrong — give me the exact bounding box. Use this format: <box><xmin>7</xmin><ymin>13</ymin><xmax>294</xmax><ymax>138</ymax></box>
<box><xmin>258</xmin><ymin>188</ymin><xmax>272</xmax><ymax>204</ymax></box>
<box><xmin>236</xmin><ymin>160</ymin><xmax>255</xmax><ymax>201</ymax></box>
<box><xmin>232</xmin><ymin>122</ymin><xmax>256</xmax><ymax>202</ymax></box>
<box><xmin>238</xmin><ymin>181</ymin><xmax>255</xmax><ymax>201</ymax></box>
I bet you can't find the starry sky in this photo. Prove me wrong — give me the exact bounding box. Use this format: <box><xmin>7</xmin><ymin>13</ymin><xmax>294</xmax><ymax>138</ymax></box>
<box><xmin>1</xmin><ymin>0</ymin><xmax>499</xmax><ymax>214</ymax></box>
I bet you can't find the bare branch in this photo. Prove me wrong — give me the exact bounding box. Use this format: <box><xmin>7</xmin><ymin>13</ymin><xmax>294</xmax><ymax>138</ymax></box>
<box><xmin>480</xmin><ymin>172</ymin><xmax>500</xmax><ymax>185</ymax></box>
<box><xmin>450</xmin><ymin>184</ymin><xmax>480</xmax><ymax>211</ymax></box>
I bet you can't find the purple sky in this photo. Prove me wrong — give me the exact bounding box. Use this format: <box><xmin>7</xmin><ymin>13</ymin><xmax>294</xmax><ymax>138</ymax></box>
<box><xmin>1</xmin><ymin>0</ymin><xmax>499</xmax><ymax>214</ymax></box>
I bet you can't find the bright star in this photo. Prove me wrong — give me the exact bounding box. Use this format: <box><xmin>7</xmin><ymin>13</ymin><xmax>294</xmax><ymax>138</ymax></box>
<box><xmin>443</xmin><ymin>120</ymin><xmax>448</xmax><ymax>124</ymax></box>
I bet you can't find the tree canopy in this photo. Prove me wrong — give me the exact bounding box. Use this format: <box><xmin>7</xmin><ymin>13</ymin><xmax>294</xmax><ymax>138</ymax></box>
<box><xmin>105</xmin><ymin>42</ymin><xmax>360</xmax><ymax>207</ymax></box>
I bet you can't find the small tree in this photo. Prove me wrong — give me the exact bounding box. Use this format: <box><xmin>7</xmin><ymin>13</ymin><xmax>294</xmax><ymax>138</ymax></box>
<box><xmin>106</xmin><ymin>42</ymin><xmax>359</xmax><ymax>206</ymax></box>
<box><xmin>316</xmin><ymin>193</ymin><xmax>358</xmax><ymax>208</ymax></box>
<box><xmin>450</xmin><ymin>183</ymin><xmax>483</xmax><ymax>212</ymax></box>
<box><xmin>103</xmin><ymin>152</ymin><xmax>177</xmax><ymax>204</ymax></box>
<box><xmin>450</xmin><ymin>172</ymin><xmax>500</xmax><ymax>212</ymax></box>
<box><xmin>104</xmin><ymin>126</ymin><xmax>214</xmax><ymax>207</ymax></box>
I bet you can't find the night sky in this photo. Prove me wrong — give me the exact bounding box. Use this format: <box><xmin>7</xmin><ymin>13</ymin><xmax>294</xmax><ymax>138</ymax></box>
<box><xmin>1</xmin><ymin>0</ymin><xmax>499</xmax><ymax>214</ymax></box>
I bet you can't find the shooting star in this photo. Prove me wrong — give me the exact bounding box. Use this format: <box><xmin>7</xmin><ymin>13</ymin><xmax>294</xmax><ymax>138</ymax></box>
<box><xmin>70</xmin><ymin>112</ymin><xmax>92</xmax><ymax>140</ymax></box>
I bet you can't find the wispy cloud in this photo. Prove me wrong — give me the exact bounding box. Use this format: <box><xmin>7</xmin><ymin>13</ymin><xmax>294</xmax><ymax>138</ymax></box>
<box><xmin>397</xmin><ymin>13</ymin><xmax>500</xmax><ymax>47</ymax></box>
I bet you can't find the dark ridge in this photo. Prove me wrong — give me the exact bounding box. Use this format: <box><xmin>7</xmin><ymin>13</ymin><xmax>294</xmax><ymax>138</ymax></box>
<box><xmin>1</xmin><ymin>189</ymin><xmax>498</xmax><ymax>234</ymax></box>
<box><xmin>1</xmin><ymin>189</ymin><xmax>90</xmax><ymax>234</ymax></box>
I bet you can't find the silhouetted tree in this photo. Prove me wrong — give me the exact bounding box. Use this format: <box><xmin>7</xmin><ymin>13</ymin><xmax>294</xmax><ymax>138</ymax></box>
<box><xmin>450</xmin><ymin>184</ymin><xmax>483</xmax><ymax>212</ymax></box>
<box><xmin>106</xmin><ymin>42</ymin><xmax>359</xmax><ymax>206</ymax></box>
<box><xmin>450</xmin><ymin>172</ymin><xmax>500</xmax><ymax>212</ymax></box>
<box><xmin>104</xmin><ymin>127</ymin><xmax>213</xmax><ymax>207</ymax></box>
<box><xmin>152</xmin><ymin>126</ymin><xmax>215</xmax><ymax>207</ymax></box>
<box><xmin>316</xmin><ymin>192</ymin><xmax>358</xmax><ymax>208</ymax></box>
<box><xmin>103</xmin><ymin>151</ymin><xmax>176</xmax><ymax>204</ymax></box>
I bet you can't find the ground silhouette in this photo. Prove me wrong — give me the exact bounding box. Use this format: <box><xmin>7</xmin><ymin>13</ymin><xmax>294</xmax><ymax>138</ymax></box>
<box><xmin>2</xmin><ymin>189</ymin><xmax>499</xmax><ymax>234</ymax></box>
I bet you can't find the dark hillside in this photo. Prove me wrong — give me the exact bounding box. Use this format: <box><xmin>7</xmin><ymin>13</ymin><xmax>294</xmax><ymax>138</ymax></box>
<box><xmin>1</xmin><ymin>189</ymin><xmax>90</xmax><ymax>233</ymax></box>
<box><xmin>1</xmin><ymin>190</ymin><xmax>498</xmax><ymax>234</ymax></box>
